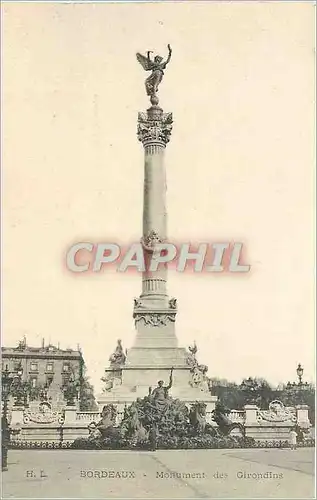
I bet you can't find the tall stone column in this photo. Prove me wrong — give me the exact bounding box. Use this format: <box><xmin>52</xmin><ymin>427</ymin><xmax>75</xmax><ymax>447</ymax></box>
<box><xmin>138</xmin><ymin>105</ymin><xmax>172</xmax><ymax>306</ymax></box>
<box><xmin>130</xmin><ymin>103</ymin><xmax>178</xmax><ymax>356</ymax></box>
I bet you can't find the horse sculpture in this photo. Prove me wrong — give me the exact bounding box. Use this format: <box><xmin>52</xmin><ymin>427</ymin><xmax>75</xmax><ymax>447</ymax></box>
<box><xmin>120</xmin><ymin>401</ymin><xmax>148</xmax><ymax>445</ymax></box>
<box><xmin>211</xmin><ymin>403</ymin><xmax>245</xmax><ymax>438</ymax></box>
<box><xmin>189</xmin><ymin>402</ymin><xmax>207</xmax><ymax>434</ymax></box>
<box><xmin>88</xmin><ymin>404</ymin><xmax>119</xmax><ymax>440</ymax></box>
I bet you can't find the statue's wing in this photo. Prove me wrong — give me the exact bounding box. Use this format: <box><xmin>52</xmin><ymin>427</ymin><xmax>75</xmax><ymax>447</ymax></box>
<box><xmin>136</xmin><ymin>53</ymin><xmax>154</xmax><ymax>70</ymax></box>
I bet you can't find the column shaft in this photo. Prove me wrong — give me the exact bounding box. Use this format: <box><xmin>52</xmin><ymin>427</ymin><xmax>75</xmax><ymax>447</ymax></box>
<box><xmin>136</xmin><ymin>106</ymin><xmax>173</xmax><ymax>305</ymax></box>
<box><xmin>142</xmin><ymin>144</ymin><xmax>167</xmax><ymax>300</ymax></box>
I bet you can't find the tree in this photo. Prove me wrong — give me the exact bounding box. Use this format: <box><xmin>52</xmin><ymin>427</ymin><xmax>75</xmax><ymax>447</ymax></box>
<box><xmin>209</xmin><ymin>379</ymin><xmax>244</xmax><ymax>409</ymax></box>
<box><xmin>62</xmin><ymin>362</ymin><xmax>98</xmax><ymax>410</ymax></box>
<box><xmin>79</xmin><ymin>365</ymin><xmax>98</xmax><ymax>411</ymax></box>
<box><xmin>278</xmin><ymin>382</ymin><xmax>315</xmax><ymax>424</ymax></box>
<box><xmin>209</xmin><ymin>376</ymin><xmax>315</xmax><ymax>424</ymax></box>
<box><xmin>240</xmin><ymin>377</ymin><xmax>273</xmax><ymax>409</ymax></box>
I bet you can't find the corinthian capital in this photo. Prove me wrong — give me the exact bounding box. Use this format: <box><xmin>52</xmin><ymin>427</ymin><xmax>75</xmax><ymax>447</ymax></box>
<box><xmin>137</xmin><ymin>109</ymin><xmax>173</xmax><ymax>147</ymax></box>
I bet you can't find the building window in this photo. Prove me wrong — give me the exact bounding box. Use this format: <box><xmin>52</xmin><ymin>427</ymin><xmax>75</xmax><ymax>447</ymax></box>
<box><xmin>46</xmin><ymin>375</ymin><xmax>54</xmax><ymax>386</ymax></box>
<box><xmin>46</xmin><ymin>362</ymin><xmax>54</xmax><ymax>372</ymax></box>
<box><xmin>62</xmin><ymin>364</ymin><xmax>70</xmax><ymax>373</ymax></box>
<box><xmin>30</xmin><ymin>377</ymin><xmax>37</xmax><ymax>388</ymax></box>
<box><xmin>30</xmin><ymin>362</ymin><xmax>38</xmax><ymax>372</ymax></box>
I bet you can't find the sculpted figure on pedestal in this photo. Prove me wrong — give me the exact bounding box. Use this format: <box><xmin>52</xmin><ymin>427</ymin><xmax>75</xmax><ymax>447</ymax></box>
<box><xmin>101</xmin><ymin>340</ymin><xmax>126</xmax><ymax>392</ymax></box>
<box><xmin>186</xmin><ymin>342</ymin><xmax>210</xmax><ymax>393</ymax></box>
<box><xmin>109</xmin><ymin>339</ymin><xmax>126</xmax><ymax>367</ymax></box>
<box><xmin>150</xmin><ymin>367</ymin><xmax>174</xmax><ymax>410</ymax></box>
<box><xmin>187</xmin><ymin>341</ymin><xmax>198</xmax><ymax>368</ymax></box>
<box><xmin>136</xmin><ymin>45</ymin><xmax>172</xmax><ymax>104</ymax></box>
<box><xmin>169</xmin><ymin>298</ymin><xmax>177</xmax><ymax>309</ymax></box>
<box><xmin>134</xmin><ymin>298</ymin><xmax>143</xmax><ymax>308</ymax></box>
<box><xmin>189</xmin><ymin>402</ymin><xmax>207</xmax><ymax>433</ymax></box>
<box><xmin>190</xmin><ymin>365</ymin><xmax>210</xmax><ymax>393</ymax></box>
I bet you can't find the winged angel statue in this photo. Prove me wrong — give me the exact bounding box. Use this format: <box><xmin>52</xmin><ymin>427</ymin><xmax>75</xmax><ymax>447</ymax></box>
<box><xmin>136</xmin><ymin>44</ymin><xmax>172</xmax><ymax>103</ymax></box>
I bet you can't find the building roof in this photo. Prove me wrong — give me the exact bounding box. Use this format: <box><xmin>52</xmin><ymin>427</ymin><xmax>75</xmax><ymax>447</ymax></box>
<box><xmin>2</xmin><ymin>340</ymin><xmax>83</xmax><ymax>360</ymax></box>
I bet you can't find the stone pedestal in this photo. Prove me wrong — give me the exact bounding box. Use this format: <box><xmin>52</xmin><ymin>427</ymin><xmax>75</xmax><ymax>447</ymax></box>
<box><xmin>64</xmin><ymin>406</ymin><xmax>77</xmax><ymax>424</ymax></box>
<box><xmin>244</xmin><ymin>401</ymin><xmax>302</xmax><ymax>442</ymax></box>
<box><xmin>296</xmin><ymin>404</ymin><xmax>311</xmax><ymax>429</ymax></box>
<box><xmin>245</xmin><ymin>423</ymin><xmax>295</xmax><ymax>442</ymax></box>
<box><xmin>244</xmin><ymin>405</ymin><xmax>259</xmax><ymax>425</ymax></box>
<box><xmin>10</xmin><ymin>406</ymin><xmax>24</xmax><ymax>426</ymax></box>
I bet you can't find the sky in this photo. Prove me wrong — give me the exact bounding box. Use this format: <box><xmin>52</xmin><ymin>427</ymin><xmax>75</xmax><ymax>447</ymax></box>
<box><xmin>2</xmin><ymin>1</ymin><xmax>315</xmax><ymax>394</ymax></box>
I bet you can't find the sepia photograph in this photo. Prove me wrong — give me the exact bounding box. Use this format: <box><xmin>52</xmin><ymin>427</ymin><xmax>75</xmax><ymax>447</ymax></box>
<box><xmin>1</xmin><ymin>1</ymin><xmax>315</xmax><ymax>498</ymax></box>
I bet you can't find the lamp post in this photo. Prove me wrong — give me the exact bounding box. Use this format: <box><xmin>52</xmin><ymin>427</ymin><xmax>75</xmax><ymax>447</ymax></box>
<box><xmin>39</xmin><ymin>383</ymin><xmax>50</xmax><ymax>403</ymax></box>
<box><xmin>296</xmin><ymin>363</ymin><xmax>304</xmax><ymax>386</ymax></box>
<box><xmin>1</xmin><ymin>363</ymin><xmax>24</xmax><ymax>471</ymax></box>
<box><xmin>62</xmin><ymin>375</ymin><xmax>78</xmax><ymax>407</ymax></box>
<box><xmin>13</xmin><ymin>364</ymin><xmax>24</xmax><ymax>406</ymax></box>
<box><xmin>286</xmin><ymin>364</ymin><xmax>309</xmax><ymax>405</ymax></box>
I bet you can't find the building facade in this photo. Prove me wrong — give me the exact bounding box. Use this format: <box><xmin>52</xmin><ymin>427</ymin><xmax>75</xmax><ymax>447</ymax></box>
<box><xmin>2</xmin><ymin>337</ymin><xmax>84</xmax><ymax>406</ymax></box>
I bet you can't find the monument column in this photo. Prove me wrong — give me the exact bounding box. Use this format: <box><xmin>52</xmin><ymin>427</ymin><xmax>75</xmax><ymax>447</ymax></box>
<box><xmin>98</xmin><ymin>47</ymin><xmax>217</xmax><ymax>411</ymax></box>
<box><xmin>137</xmin><ymin>103</ymin><xmax>173</xmax><ymax>307</ymax></box>
<box><xmin>130</xmin><ymin>101</ymin><xmax>177</xmax><ymax>353</ymax></box>
<box><xmin>129</xmin><ymin>46</ymin><xmax>178</xmax><ymax>356</ymax></box>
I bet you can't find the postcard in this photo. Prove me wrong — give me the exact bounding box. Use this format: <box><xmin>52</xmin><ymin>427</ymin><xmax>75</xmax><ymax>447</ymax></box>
<box><xmin>1</xmin><ymin>1</ymin><xmax>315</xmax><ymax>498</ymax></box>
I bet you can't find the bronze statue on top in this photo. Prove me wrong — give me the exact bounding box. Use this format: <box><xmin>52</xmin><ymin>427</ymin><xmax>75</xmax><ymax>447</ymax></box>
<box><xmin>136</xmin><ymin>44</ymin><xmax>172</xmax><ymax>105</ymax></box>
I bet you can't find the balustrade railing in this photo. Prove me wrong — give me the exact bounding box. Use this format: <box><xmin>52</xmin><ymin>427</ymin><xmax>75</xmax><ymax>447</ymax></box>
<box><xmin>205</xmin><ymin>410</ymin><xmax>245</xmax><ymax>424</ymax></box>
<box><xmin>75</xmin><ymin>411</ymin><xmax>125</xmax><ymax>424</ymax></box>
<box><xmin>229</xmin><ymin>410</ymin><xmax>245</xmax><ymax>423</ymax></box>
<box><xmin>76</xmin><ymin>411</ymin><xmax>245</xmax><ymax>425</ymax></box>
<box><xmin>76</xmin><ymin>412</ymin><xmax>100</xmax><ymax>422</ymax></box>
<box><xmin>22</xmin><ymin>404</ymin><xmax>306</xmax><ymax>429</ymax></box>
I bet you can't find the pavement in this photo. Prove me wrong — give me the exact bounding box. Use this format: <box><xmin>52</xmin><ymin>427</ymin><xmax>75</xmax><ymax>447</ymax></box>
<box><xmin>1</xmin><ymin>448</ymin><xmax>315</xmax><ymax>499</ymax></box>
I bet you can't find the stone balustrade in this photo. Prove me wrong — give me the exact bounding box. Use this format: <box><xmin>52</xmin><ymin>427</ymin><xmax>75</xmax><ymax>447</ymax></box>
<box><xmin>76</xmin><ymin>412</ymin><xmax>100</xmax><ymax>422</ymax></box>
<box><xmin>7</xmin><ymin>401</ymin><xmax>312</xmax><ymax>445</ymax></box>
<box><xmin>229</xmin><ymin>410</ymin><xmax>245</xmax><ymax>423</ymax></box>
<box><xmin>75</xmin><ymin>411</ymin><xmax>125</xmax><ymax>425</ymax></box>
<box><xmin>206</xmin><ymin>409</ymin><xmax>244</xmax><ymax>424</ymax></box>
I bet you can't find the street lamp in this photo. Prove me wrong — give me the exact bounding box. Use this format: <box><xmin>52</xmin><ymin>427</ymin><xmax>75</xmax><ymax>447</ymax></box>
<box><xmin>2</xmin><ymin>368</ymin><xmax>11</xmax><ymax>471</ymax></box>
<box><xmin>39</xmin><ymin>383</ymin><xmax>49</xmax><ymax>402</ymax></box>
<box><xmin>2</xmin><ymin>366</ymin><xmax>16</xmax><ymax>470</ymax></box>
<box><xmin>240</xmin><ymin>377</ymin><xmax>257</xmax><ymax>404</ymax></box>
<box><xmin>296</xmin><ymin>363</ymin><xmax>304</xmax><ymax>386</ymax></box>
<box><xmin>62</xmin><ymin>375</ymin><xmax>79</xmax><ymax>407</ymax></box>
<box><xmin>286</xmin><ymin>364</ymin><xmax>310</xmax><ymax>406</ymax></box>
<box><xmin>1</xmin><ymin>363</ymin><xmax>26</xmax><ymax>471</ymax></box>
<box><xmin>13</xmin><ymin>363</ymin><xmax>25</xmax><ymax>406</ymax></box>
